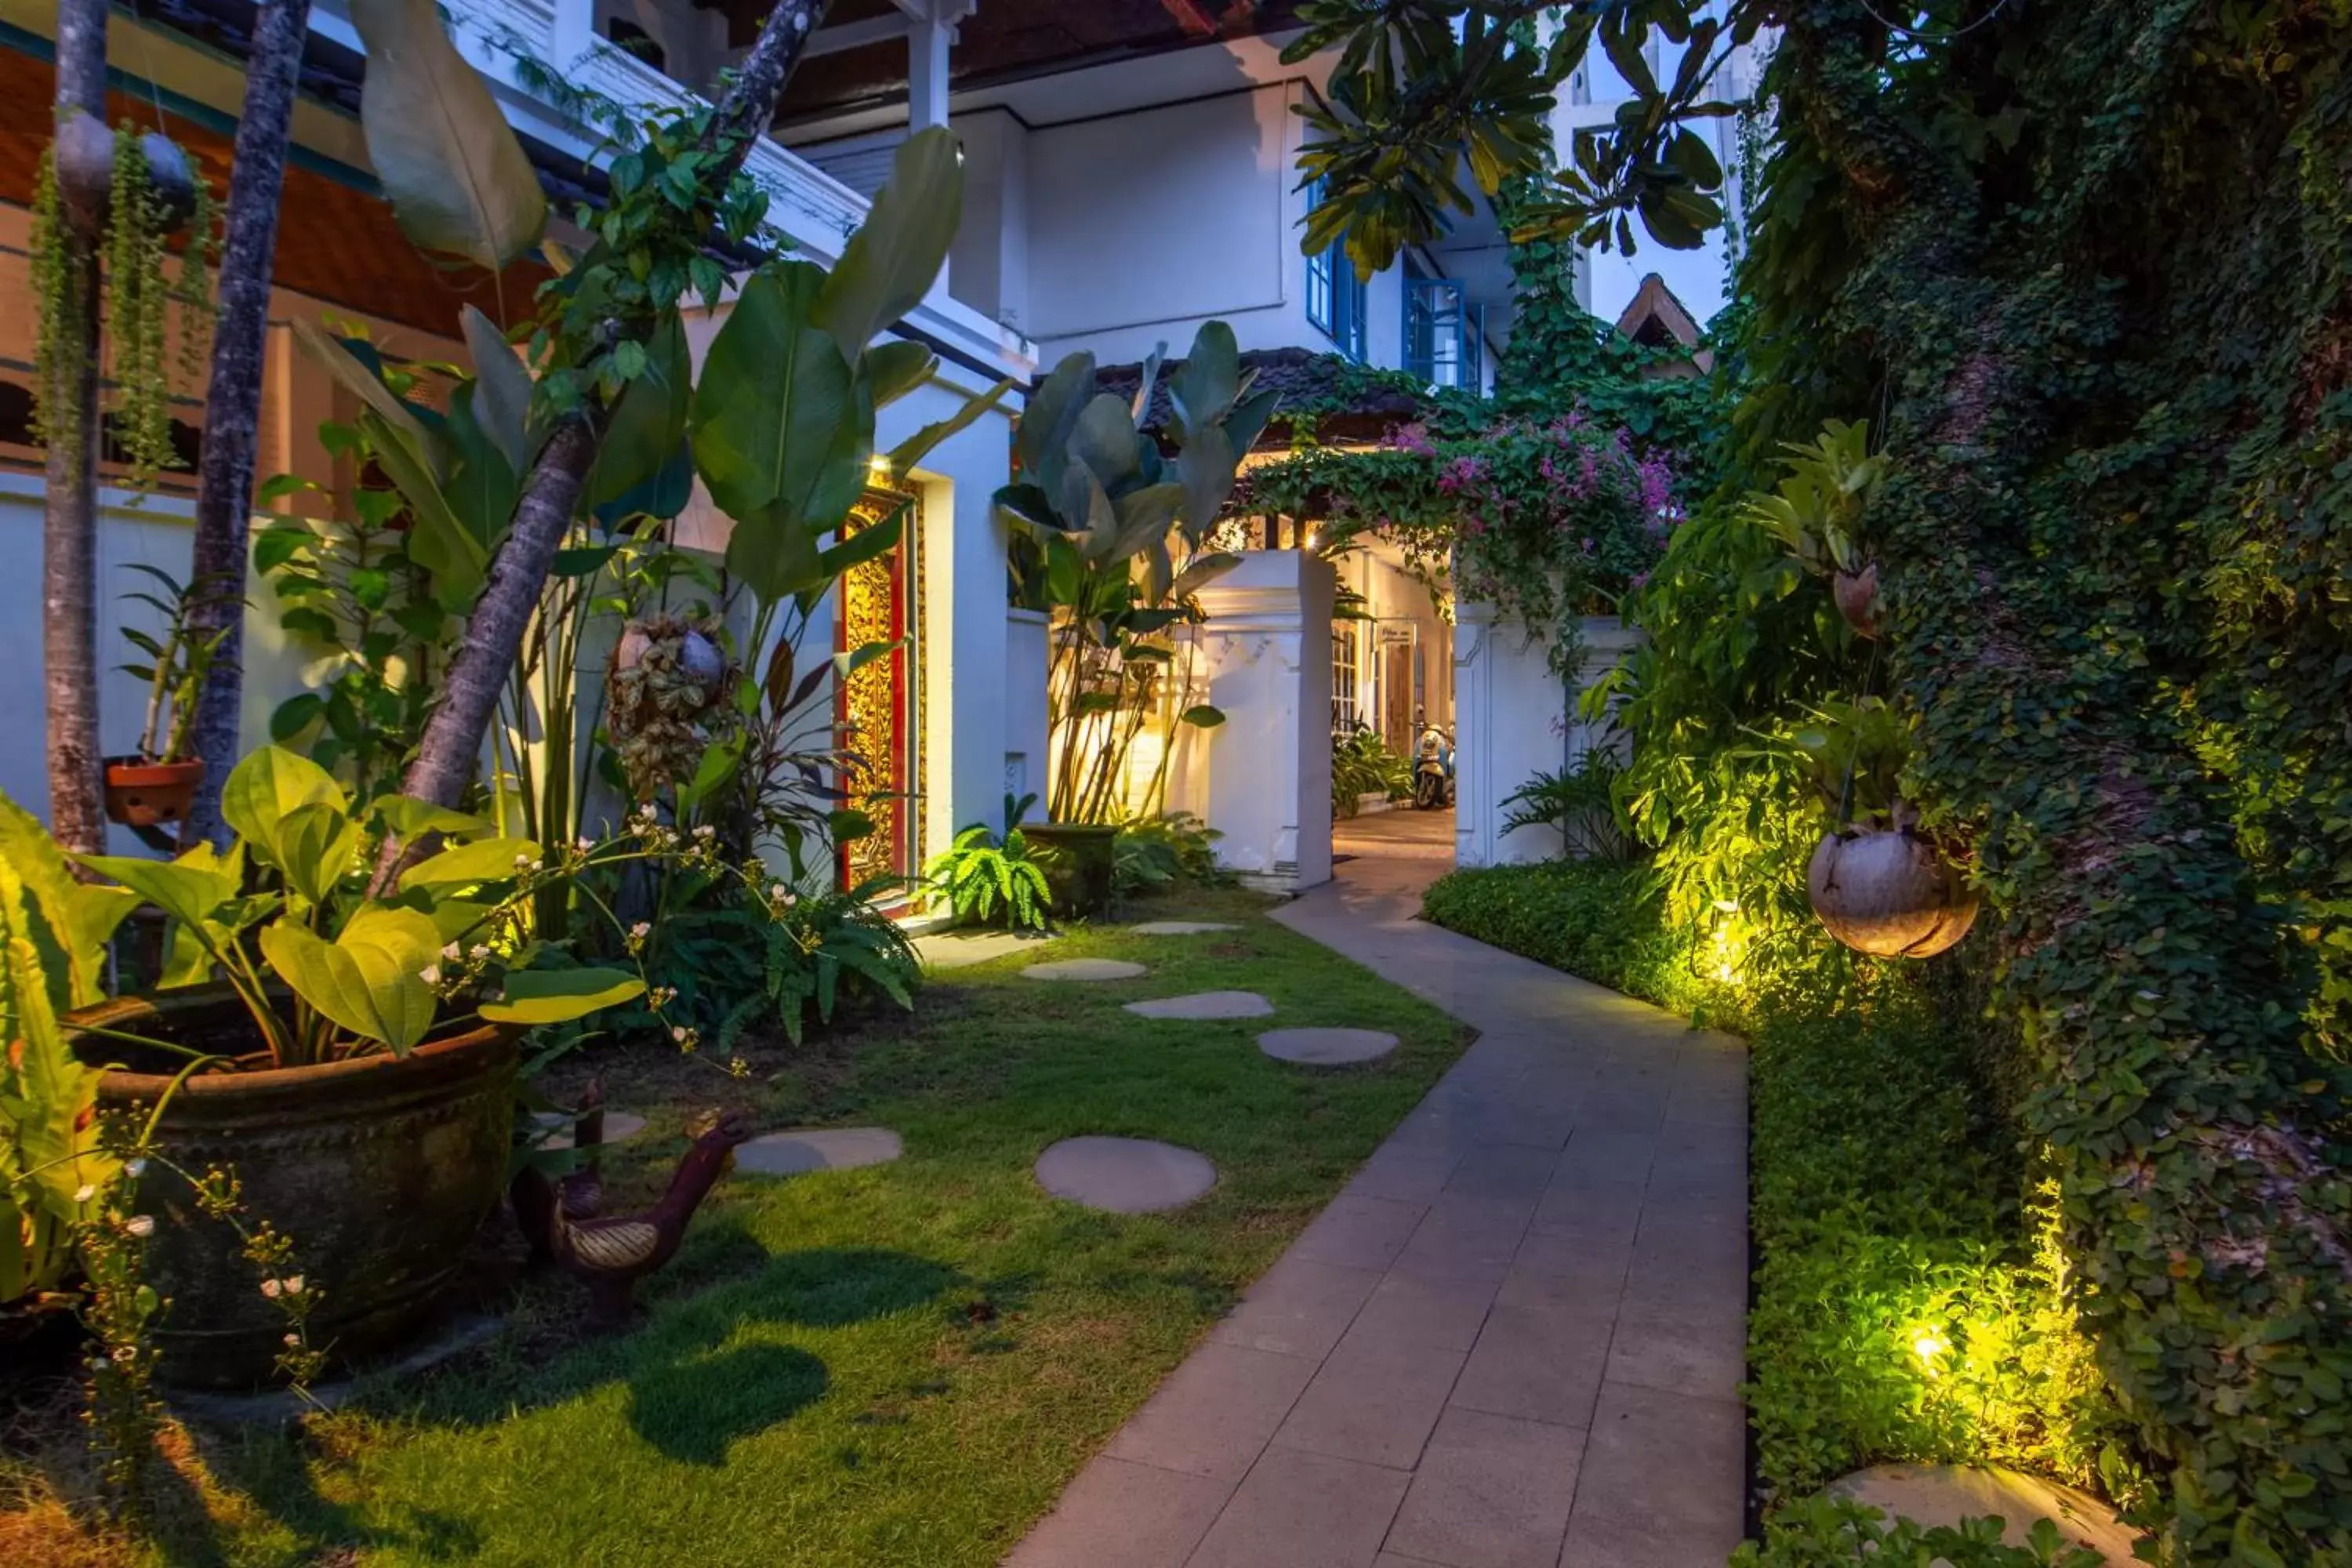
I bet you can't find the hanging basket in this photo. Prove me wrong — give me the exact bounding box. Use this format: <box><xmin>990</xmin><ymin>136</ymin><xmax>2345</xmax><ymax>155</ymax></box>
<box><xmin>1806</xmin><ymin>826</ymin><xmax>1978</xmax><ymax>958</ymax></box>
<box><xmin>53</xmin><ymin>111</ymin><xmax>198</xmax><ymax>238</ymax></box>
<box><xmin>1834</xmin><ymin>561</ymin><xmax>1882</xmax><ymax>641</ymax></box>
<box><xmin>103</xmin><ymin>756</ymin><xmax>205</xmax><ymax>828</ymax></box>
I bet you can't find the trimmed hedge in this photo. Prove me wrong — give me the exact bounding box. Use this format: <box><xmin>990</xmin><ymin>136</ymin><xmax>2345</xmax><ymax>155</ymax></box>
<box><xmin>1422</xmin><ymin>861</ymin><xmax>2130</xmax><ymax>1550</ymax></box>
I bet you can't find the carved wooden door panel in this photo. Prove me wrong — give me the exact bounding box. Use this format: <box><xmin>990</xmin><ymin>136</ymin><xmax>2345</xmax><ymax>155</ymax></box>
<box><xmin>835</xmin><ymin>487</ymin><xmax>922</xmax><ymax>891</ymax></box>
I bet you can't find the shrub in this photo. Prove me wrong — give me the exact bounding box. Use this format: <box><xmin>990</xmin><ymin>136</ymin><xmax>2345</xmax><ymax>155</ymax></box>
<box><xmin>1497</xmin><ymin>752</ymin><xmax>1635</xmax><ymax>860</ymax></box>
<box><xmin>1333</xmin><ymin>725</ymin><xmax>1412</xmax><ymax>819</ymax></box>
<box><xmin>1733</xmin><ymin>1496</ymin><xmax>2102</xmax><ymax>1567</ymax></box>
<box><xmin>925</xmin><ymin>823</ymin><xmax>1051</xmax><ymax>931</ymax></box>
<box><xmin>1112</xmin><ymin>812</ymin><xmax>1226</xmax><ymax>898</ymax></box>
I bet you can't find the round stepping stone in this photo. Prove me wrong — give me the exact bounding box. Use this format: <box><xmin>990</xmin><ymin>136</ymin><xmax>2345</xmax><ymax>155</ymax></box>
<box><xmin>1257</xmin><ymin>1027</ymin><xmax>1399</xmax><ymax>1066</ymax></box>
<box><xmin>735</xmin><ymin>1126</ymin><xmax>903</xmax><ymax>1177</ymax></box>
<box><xmin>1129</xmin><ymin>921</ymin><xmax>1239</xmax><ymax>936</ymax></box>
<box><xmin>1123</xmin><ymin>990</ymin><xmax>1276</xmax><ymax>1021</ymax></box>
<box><xmin>532</xmin><ymin>1110</ymin><xmax>646</xmax><ymax>1149</ymax></box>
<box><xmin>1022</xmin><ymin>958</ymin><xmax>1148</xmax><ymax>982</ymax></box>
<box><xmin>1830</xmin><ymin>1465</ymin><xmax>2141</xmax><ymax>1563</ymax></box>
<box><xmin>1035</xmin><ymin>1137</ymin><xmax>1216</xmax><ymax>1214</ymax></box>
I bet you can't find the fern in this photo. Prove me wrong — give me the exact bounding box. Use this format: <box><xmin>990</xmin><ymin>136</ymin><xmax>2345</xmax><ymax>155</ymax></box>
<box><xmin>924</xmin><ymin>823</ymin><xmax>1051</xmax><ymax>931</ymax></box>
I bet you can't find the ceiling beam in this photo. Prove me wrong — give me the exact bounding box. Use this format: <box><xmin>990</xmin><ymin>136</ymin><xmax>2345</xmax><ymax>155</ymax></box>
<box><xmin>805</xmin><ymin>13</ymin><xmax>916</xmax><ymax>57</ymax></box>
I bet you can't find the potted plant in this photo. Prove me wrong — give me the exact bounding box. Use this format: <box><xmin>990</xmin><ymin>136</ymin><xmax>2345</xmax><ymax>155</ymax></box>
<box><xmin>996</xmin><ymin>322</ymin><xmax>1271</xmax><ymax>912</ymax></box>
<box><xmin>1790</xmin><ymin>696</ymin><xmax>1978</xmax><ymax>959</ymax></box>
<box><xmin>1743</xmin><ymin>419</ymin><xmax>1886</xmax><ymax>640</ymax></box>
<box><xmin>36</xmin><ymin>746</ymin><xmax>658</xmax><ymax>1387</ymax></box>
<box><xmin>104</xmin><ymin>566</ymin><xmax>236</xmax><ymax>829</ymax></box>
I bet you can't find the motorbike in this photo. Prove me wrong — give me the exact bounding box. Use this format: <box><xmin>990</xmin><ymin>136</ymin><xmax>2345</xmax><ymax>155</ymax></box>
<box><xmin>1412</xmin><ymin>721</ymin><xmax>1455</xmax><ymax>810</ymax></box>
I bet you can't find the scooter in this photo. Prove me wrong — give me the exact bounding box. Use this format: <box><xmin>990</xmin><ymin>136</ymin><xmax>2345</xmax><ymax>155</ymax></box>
<box><xmin>1413</xmin><ymin>720</ymin><xmax>1455</xmax><ymax>810</ymax></box>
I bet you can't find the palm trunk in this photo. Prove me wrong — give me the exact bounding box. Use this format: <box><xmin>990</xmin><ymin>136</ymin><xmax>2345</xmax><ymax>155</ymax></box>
<box><xmin>42</xmin><ymin>0</ymin><xmax>109</xmax><ymax>858</ymax></box>
<box><xmin>180</xmin><ymin>0</ymin><xmax>316</xmax><ymax>848</ymax></box>
<box><xmin>372</xmin><ymin>0</ymin><xmax>833</xmax><ymax>885</ymax></box>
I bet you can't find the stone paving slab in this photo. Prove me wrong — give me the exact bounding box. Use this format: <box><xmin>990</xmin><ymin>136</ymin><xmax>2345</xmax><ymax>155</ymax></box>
<box><xmin>1023</xmin><ymin>957</ymin><xmax>1149</xmax><ymax>982</ymax></box>
<box><xmin>916</xmin><ymin>928</ymin><xmax>1058</xmax><ymax>971</ymax></box>
<box><xmin>1036</xmin><ymin>1136</ymin><xmax>1216</xmax><ymax>1213</ymax></box>
<box><xmin>735</xmin><ymin>1126</ymin><xmax>902</xmax><ymax>1177</ymax></box>
<box><xmin>1259</xmin><ymin>1026</ymin><xmax>1401</xmax><ymax>1065</ymax></box>
<box><xmin>1127</xmin><ymin>990</ymin><xmax>1276</xmax><ymax>1020</ymax></box>
<box><xmin>1004</xmin><ymin>846</ymin><xmax>1749</xmax><ymax>1568</ymax></box>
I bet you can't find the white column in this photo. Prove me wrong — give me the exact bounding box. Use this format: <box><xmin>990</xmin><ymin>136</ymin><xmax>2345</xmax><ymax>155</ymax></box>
<box><xmin>1454</xmin><ymin>609</ymin><xmax>1639</xmax><ymax>868</ymax></box>
<box><xmin>1191</xmin><ymin>551</ymin><xmax>1336</xmax><ymax>893</ymax></box>
<box><xmin>551</xmin><ymin>0</ymin><xmax>596</xmax><ymax>65</ymax></box>
<box><xmin>908</xmin><ymin>16</ymin><xmax>952</xmax><ymax>132</ymax></box>
<box><xmin>1004</xmin><ymin>608</ymin><xmax>1049</xmax><ymax>825</ymax></box>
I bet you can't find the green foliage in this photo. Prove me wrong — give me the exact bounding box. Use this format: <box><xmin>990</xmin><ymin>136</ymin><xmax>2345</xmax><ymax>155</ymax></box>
<box><xmin>114</xmin><ymin>564</ymin><xmax>237</xmax><ymax>765</ymax></box>
<box><xmin>1497</xmin><ymin>752</ymin><xmax>1635</xmax><ymax>861</ymax></box>
<box><xmin>61</xmin><ymin>747</ymin><xmax>646</xmax><ymax>1065</ymax></box>
<box><xmin>1748</xmin><ymin>1011</ymin><xmax>2131</xmax><ymax>1516</ymax></box>
<box><xmin>1242</xmin><ymin>416</ymin><xmax>1682</xmax><ymax>674</ymax></box>
<box><xmin>1420</xmin><ymin>858</ymin><xmax>1735</xmax><ymax>1026</ymax></box>
<box><xmin>1332</xmin><ymin>725</ymin><xmax>1413</xmax><ymax>819</ymax></box>
<box><xmin>1112</xmin><ymin>812</ymin><xmax>1227</xmax><ymax>898</ymax></box>
<box><xmin>1733</xmin><ymin>1495</ymin><xmax>2102</xmax><ymax>1568</ymax></box>
<box><xmin>1740</xmin><ymin>419</ymin><xmax>1880</xmax><ymax>580</ymax></box>
<box><xmin>1002</xmin><ymin>322</ymin><xmax>1270</xmax><ymax>825</ymax></box>
<box><xmin>925</xmin><ymin>823</ymin><xmax>1051</xmax><ymax>931</ymax></box>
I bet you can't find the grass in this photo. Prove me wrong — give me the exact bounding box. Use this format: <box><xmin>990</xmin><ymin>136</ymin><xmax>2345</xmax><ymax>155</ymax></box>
<box><xmin>6</xmin><ymin>887</ymin><xmax>1467</xmax><ymax>1567</ymax></box>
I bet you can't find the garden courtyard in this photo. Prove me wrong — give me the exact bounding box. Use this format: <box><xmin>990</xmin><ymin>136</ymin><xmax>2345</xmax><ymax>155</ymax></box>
<box><xmin>7</xmin><ymin>837</ymin><xmax>1752</xmax><ymax>1568</ymax></box>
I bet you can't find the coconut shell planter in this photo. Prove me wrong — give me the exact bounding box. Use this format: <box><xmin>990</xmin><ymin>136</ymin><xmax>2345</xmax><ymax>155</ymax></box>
<box><xmin>103</xmin><ymin>756</ymin><xmax>205</xmax><ymax>827</ymax></box>
<box><xmin>1807</xmin><ymin>826</ymin><xmax>1979</xmax><ymax>959</ymax></box>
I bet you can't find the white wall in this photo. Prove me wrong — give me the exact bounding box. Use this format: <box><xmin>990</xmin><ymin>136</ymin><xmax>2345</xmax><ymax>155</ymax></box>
<box><xmin>1454</xmin><ymin>610</ymin><xmax>1636</xmax><ymax>868</ymax></box>
<box><xmin>1188</xmin><ymin>550</ymin><xmax>1336</xmax><ymax>892</ymax></box>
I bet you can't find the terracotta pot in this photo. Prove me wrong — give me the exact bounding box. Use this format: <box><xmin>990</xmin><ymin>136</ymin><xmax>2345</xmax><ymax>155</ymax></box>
<box><xmin>103</xmin><ymin>757</ymin><xmax>205</xmax><ymax>828</ymax></box>
<box><xmin>67</xmin><ymin>990</ymin><xmax>519</xmax><ymax>1388</ymax></box>
<box><xmin>1022</xmin><ymin>822</ymin><xmax>1119</xmax><ymax>917</ymax></box>
<box><xmin>1807</xmin><ymin>828</ymin><xmax>1978</xmax><ymax>959</ymax></box>
<box><xmin>1834</xmin><ymin>561</ymin><xmax>1882</xmax><ymax>640</ymax></box>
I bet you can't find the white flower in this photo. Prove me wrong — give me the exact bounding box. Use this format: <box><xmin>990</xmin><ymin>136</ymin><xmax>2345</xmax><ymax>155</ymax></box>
<box><xmin>630</xmin><ymin>921</ymin><xmax>652</xmax><ymax>941</ymax></box>
<box><xmin>282</xmin><ymin>1275</ymin><xmax>305</xmax><ymax>1295</ymax></box>
<box><xmin>693</xmin><ymin>824</ymin><xmax>715</xmax><ymax>840</ymax></box>
<box><xmin>470</xmin><ymin>945</ymin><xmax>491</xmax><ymax>961</ymax></box>
<box><xmin>671</xmin><ymin>1025</ymin><xmax>689</xmax><ymax>1043</ymax></box>
<box><xmin>123</xmin><ymin>1215</ymin><xmax>154</xmax><ymax>1239</ymax></box>
<box><xmin>783</xmin><ymin>893</ymin><xmax>799</xmax><ymax>909</ymax></box>
<box><xmin>73</xmin><ymin>1184</ymin><xmax>95</xmax><ymax>1204</ymax></box>
<box><xmin>575</xmin><ymin>836</ymin><xmax>593</xmax><ymax>855</ymax></box>
<box><xmin>442</xmin><ymin>942</ymin><xmax>462</xmax><ymax>961</ymax></box>
<box><xmin>260</xmin><ymin>1279</ymin><xmax>283</xmax><ymax>1299</ymax></box>
<box><xmin>419</xmin><ymin>964</ymin><xmax>442</xmax><ymax>987</ymax></box>
<box><xmin>769</xmin><ymin>883</ymin><xmax>789</xmax><ymax>901</ymax></box>
<box><xmin>124</xmin><ymin>1158</ymin><xmax>146</xmax><ymax>1178</ymax></box>
<box><xmin>514</xmin><ymin>853</ymin><xmax>533</xmax><ymax>870</ymax></box>
<box><xmin>284</xmin><ymin>1333</ymin><xmax>301</xmax><ymax>1347</ymax></box>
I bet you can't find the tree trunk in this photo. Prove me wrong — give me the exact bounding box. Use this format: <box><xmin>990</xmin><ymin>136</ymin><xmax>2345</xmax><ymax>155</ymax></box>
<box><xmin>180</xmin><ymin>0</ymin><xmax>317</xmax><ymax>849</ymax></box>
<box><xmin>374</xmin><ymin>0</ymin><xmax>834</xmax><ymax>876</ymax></box>
<box><xmin>42</xmin><ymin>0</ymin><xmax>110</xmax><ymax>858</ymax></box>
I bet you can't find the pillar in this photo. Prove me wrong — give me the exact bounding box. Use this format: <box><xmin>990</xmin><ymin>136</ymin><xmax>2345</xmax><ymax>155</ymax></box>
<box><xmin>1191</xmin><ymin>550</ymin><xmax>1336</xmax><ymax>893</ymax></box>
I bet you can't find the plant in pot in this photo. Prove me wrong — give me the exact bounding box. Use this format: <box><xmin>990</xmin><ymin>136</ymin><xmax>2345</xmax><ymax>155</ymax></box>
<box><xmin>43</xmin><ymin>745</ymin><xmax>654</xmax><ymax>1388</ymax></box>
<box><xmin>1789</xmin><ymin>696</ymin><xmax>1978</xmax><ymax>959</ymax></box>
<box><xmin>996</xmin><ymin>321</ymin><xmax>1275</xmax><ymax>910</ymax></box>
<box><xmin>105</xmin><ymin>565</ymin><xmax>238</xmax><ymax>833</ymax></box>
<box><xmin>1742</xmin><ymin>418</ymin><xmax>1886</xmax><ymax>640</ymax></box>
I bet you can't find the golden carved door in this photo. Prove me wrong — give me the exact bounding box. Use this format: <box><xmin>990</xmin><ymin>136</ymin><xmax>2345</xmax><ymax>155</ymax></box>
<box><xmin>836</xmin><ymin>487</ymin><xmax>924</xmax><ymax>891</ymax></box>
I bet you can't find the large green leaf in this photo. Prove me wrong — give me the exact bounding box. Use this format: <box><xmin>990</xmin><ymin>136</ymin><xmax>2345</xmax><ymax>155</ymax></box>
<box><xmin>358</xmin><ymin>408</ymin><xmax>489</xmax><ymax>608</ymax></box>
<box><xmin>459</xmin><ymin>305</ymin><xmax>539</xmax><ymax>473</ymax></box>
<box><xmin>372</xmin><ymin>796</ymin><xmax>496</xmax><ymax>840</ymax></box>
<box><xmin>1069</xmin><ymin>394</ymin><xmax>1145</xmax><ymax>493</ymax></box>
<box><xmin>866</xmin><ymin>339</ymin><xmax>937</xmax><ymax>408</ymax></box>
<box><xmin>0</xmin><ymin>858</ymin><xmax>114</xmax><ymax>1222</ymax></box>
<box><xmin>693</xmin><ymin>263</ymin><xmax>871</xmax><ymax>545</ymax></box>
<box><xmin>73</xmin><ymin>851</ymin><xmax>242</xmax><ymax>937</ymax></box>
<box><xmin>259</xmin><ymin>906</ymin><xmax>441</xmax><ymax>1053</ymax></box>
<box><xmin>222</xmin><ymin>746</ymin><xmax>349</xmax><ymax>879</ymax></box>
<box><xmin>275</xmin><ymin>800</ymin><xmax>362</xmax><ymax>907</ymax></box>
<box><xmin>1168</xmin><ymin>320</ymin><xmax>1243</xmax><ymax>439</ymax></box>
<box><xmin>814</xmin><ymin>128</ymin><xmax>964</xmax><ymax>357</ymax></box>
<box><xmin>292</xmin><ymin>321</ymin><xmax>437</xmax><ymax>467</ymax></box>
<box><xmin>0</xmin><ymin>791</ymin><xmax>134</xmax><ymax>1008</ymax></box>
<box><xmin>1014</xmin><ymin>351</ymin><xmax>1095</xmax><ymax>498</ymax></box>
<box><xmin>349</xmin><ymin>0</ymin><xmax>546</xmax><ymax>271</ymax></box>
<box><xmin>478</xmin><ymin>967</ymin><xmax>646</xmax><ymax>1025</ymax></box>
<box><xmin>586</xmin><ymin>311</ymin><xmax>691</xmax><ymax>510</ymax></box>
<box><xmin>399</xmin><ymin>837</ymin><xmax>541</xmax><ymax>893</ymax></box>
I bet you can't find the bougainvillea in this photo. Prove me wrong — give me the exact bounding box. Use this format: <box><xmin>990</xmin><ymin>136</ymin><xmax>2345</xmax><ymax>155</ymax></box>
<box><xmin>1236</xmin><ymin>415</ymin><xmax>1681</xmax><ymax>673</ymax></box>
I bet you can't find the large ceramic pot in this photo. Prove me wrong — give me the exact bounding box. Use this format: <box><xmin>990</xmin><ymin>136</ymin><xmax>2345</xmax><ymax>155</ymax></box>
<box><xmin>1022</xmin><ymin>822</ymin><xmax>1119</xmax><ymax>918</ymax></box>
<box><xmin>67</xmin><ymin>989</ymin><xmax>519</xmax><ymax>1388</ymax></box>
<box><xmin>1806</xmin><ymin>828</ymin><xmax>1978</xmax><ymax>959</ymax></box>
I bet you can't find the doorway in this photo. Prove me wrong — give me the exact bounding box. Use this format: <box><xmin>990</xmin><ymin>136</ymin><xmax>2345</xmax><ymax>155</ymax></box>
<box><xmin>835</xmin><ymin>485</ymin><xmax>924</xmax><ymax>888</ymax></box>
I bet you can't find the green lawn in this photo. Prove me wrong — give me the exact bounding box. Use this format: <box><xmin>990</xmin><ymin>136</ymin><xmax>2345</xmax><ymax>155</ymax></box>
<box><xmin>136</xmin><ymin>888</ymin><xmax>1465</xmax><ymax>1567</ymax></box>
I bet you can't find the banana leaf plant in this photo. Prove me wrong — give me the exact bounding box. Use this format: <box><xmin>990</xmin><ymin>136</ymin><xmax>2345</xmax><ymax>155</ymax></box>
<box><xmin>996</xmin><ymin>321</ymin><xmax>1277</xmax><ymax>824</ymax></box>
<box><xmin>67</xmin><ymin>746</ymin><xmax>649</xmax><ymax>1069</ymax></box>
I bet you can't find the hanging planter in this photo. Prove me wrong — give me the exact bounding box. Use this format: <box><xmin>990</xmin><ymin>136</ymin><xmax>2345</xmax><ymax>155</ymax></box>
<box><xmin>608</xmin><ymin>614</ymin><xmax>736</xmax><ymax>800</ymax></box>
<box><xmin>1806</xmin><ymin>826</ymin><xmax>1978</xmax><ymax>958</ymax></box>
<box><xmin>101</xmin><ymin>755</ymin><xmax>205</xmax><ymax>827</ymax></box>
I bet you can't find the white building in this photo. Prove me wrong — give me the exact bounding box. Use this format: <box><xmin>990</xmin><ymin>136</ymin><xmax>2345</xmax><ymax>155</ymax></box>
<box><xmin>0</xmin><ymin>0</ymin><xmax>1705</xmax><ymax>886</ymax></box>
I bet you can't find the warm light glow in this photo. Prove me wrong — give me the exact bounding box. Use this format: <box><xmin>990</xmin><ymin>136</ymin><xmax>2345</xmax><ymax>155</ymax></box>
<box><xmin>869</xmin><ymin>452</ymin><xmax>893</xmax><ymax>481</ymax></box>
<box><xmin>1704</xmin><ymin>909</ymin><xmax>1751</xmax><ymax>986</ymax></box>
<box><xmin>1911</xmin><ymin>1327</ymin><xmax>1950</xmax><ymax>1372</ymax></box>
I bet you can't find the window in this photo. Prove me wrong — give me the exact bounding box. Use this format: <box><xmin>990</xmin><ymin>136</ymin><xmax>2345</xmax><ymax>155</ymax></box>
<box><xmin>1405</xmin><ymin>270</ymin><xmax>1484</xmax><ymax>390</ymax></box>
<box><xmin>1331</xmin><ymin>626</ymin><xmax>1360</xmax><ymax>735</ymax></box>
<box><xmin>1305</xmin><ymin>180</ymin><xmax>1367</xmax><ymax>361</ymax></box>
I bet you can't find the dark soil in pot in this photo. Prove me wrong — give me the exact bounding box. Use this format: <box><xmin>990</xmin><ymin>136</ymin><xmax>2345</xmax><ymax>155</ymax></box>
<box><xmin>66</xmin><ymin>989</ymin><xmax>520</xmax><ymax>1390</ymax></box>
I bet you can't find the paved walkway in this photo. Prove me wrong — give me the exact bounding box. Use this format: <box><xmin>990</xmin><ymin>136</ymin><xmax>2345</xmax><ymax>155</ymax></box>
<box><xmin>1007</xmin><ymin>843</ymin><xmax>1750</xmax><ymax>1568</ymax></box>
